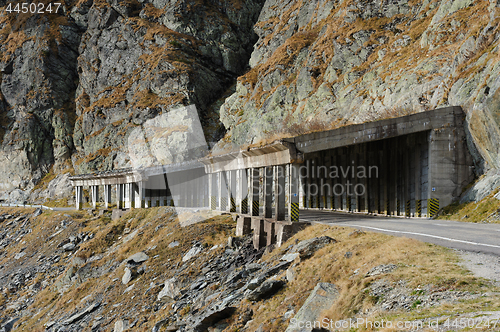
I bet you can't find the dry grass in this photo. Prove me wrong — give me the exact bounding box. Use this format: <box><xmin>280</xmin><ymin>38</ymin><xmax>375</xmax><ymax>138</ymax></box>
<box><xmin>244</xmin><ymin>224</ymin><xmax>497</xmax><ymax>331</ymax></box>
<box><xmin>438</xmin><ymin>189</ymin><xmax>500</xmax><ymax>224</ymax></box>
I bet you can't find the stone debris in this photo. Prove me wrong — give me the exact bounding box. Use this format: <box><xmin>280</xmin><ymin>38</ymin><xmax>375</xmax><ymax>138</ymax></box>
<box><xmin>366</xmin><ymin>264</ymin><xmax>398</xmax><ymax>277</ymax></box>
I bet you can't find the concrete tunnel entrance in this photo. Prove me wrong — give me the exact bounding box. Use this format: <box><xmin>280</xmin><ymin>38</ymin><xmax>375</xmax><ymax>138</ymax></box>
<box><xmin>71</xmin><ymin>107</ymin><xmax>475</xmax><ymax>248</ymax></box>
<box><xmin>299</xmin><ymin>131</ymin><xmax>431</xmax><ymax>217</ymax></box>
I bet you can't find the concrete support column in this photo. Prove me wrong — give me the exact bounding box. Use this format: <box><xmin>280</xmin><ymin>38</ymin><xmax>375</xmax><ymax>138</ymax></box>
<box><xmin>236</xmin><ymin>169</ymin><xmax>243</xmax><ymax>213</ymax></box>
<box><xmin>319</xmin><ymin>154</ymin><xmax>326</xmax><ymax>209</ymax></box>
<box><xmin>209</xmin><ymin>173</ymin><xmax>216</xmax><ymax>210</ymax></box>
<box><xmin>414</xmin><ymin>143</ymin><xmax>422</xmax><ymax>217</ymax></box>
<box><xmin>302</xmin><ymin>161</ymin><xmax>309</xmax><ymax>209</ymax></box>
<box><xmin>263</xmin><ymin>167</ymin><xmax>273</xmax><ymax>218</ymax></box>
<box><xmin>361</xmin><ymin>144</ymin><xmax>369</xmax><ymax>213</ymax></box>
<box><xmin>217</xmin><ymin>172</ymin><xmax>223</xmax><ymax>211</ymax></box>
<box><xmin>331</xmin><ymin>152</ymin><xmax>338</xmax><ymax>210</ymax></box>
<box><xmin>275</xmin><ymin>165</ymin><xmax>286</xmax><ymax>221</ymax></box>
<box><xmin>288</xmin><ymin>164</ymin><xmax>300</xmax><ymax>222</ymax></box>
<box><xmin>75</xmin><ymin>186</ymin><xmax>83</xmax><ymax>210</ymax></box>
<box><xmin>130</xmin><ymin>183</ymin><xmax>136</xmax><ymax>209</ymax></box>
<box><xmin>226</xmin><ymin>171</ymin><xmax>233</xmax><ymax>212</ymax></box>
<box><xmin>116</xmin><ymin>184</ymin><xmax>124</xmax><ymax>209</ymax></box>
<box><xmin>250</xmin><ymin>168</ymin><xmax>260</xmax><ymax>216</ymax></box>
<box><xmin>91</xmin><ymin>185</ymin><xmax>99</xmax><ymax>209</ymax></box>
<box><xmin>104</xmin><ymin>184</ymin><xmax>111</xmax><ymax>209</ymax></box>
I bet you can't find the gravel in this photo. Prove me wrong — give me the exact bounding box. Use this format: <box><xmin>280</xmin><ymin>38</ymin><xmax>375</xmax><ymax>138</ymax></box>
<box><xmin>456</xmin><ymin>250</ymin><xmax>500</xmax><ymax>285</ymax></box>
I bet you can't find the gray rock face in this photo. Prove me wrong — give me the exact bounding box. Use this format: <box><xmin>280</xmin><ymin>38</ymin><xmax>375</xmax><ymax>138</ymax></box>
<box><xmin>0</xmin><ymin>0</ymin><xmax>265</xmax><ymax>200</ymax></box>
<box><xmin>460</xmin><ymin>169</ymin><xmax>500</xmax><ymax>203</ymax></box>
<box><xmin>285</xmin><ymin>283</ymin><xmax>339</xmax><ymax>332</ymax></box>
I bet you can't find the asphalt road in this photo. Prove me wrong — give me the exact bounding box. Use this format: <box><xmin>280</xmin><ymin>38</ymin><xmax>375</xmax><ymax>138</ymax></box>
<box><xmin>300</xmin><ymin>209</ymin><xmax>500</xmax><ymax>256</ymax></box>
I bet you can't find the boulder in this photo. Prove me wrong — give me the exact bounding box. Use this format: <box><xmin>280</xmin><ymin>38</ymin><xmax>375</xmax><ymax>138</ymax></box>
<box><xmin>285</xmin><ymin>283</ymin><xmax>339</xmax><ymax>332</ymax></box>
<box><xmin>157</xmin><ymin>277</ymin><xmax>181</xmax><ymax>301</ymax></box>
<box><xmin>290</xmin><ymin>236</ymin><xmax>336</xmax><ymax>259</ymax></box>
<box><xmin>122</xmin><ymin>267</ymin><xmax>133</xmax><ymax>285</ymax></box>
<box><xmin>246</xmin><ymin>279</ymin><xmax>285</xmax><ymax>301</ymax></box>
<box><xmin>62</xmin><ymin>243</ymin><xmax>76</xmax><ymax>251</ymax></box>
<box><xmin>126</xmin><ymin>252</ymin><xmax>149</xmax><ymax>265</ymax></box>
<box><xmin>114</xmin><ymin>319</ymin><xmax>129</xmax><ymax>332</ymax></box>
<box><xmin>182</xmin><ymin>245</ymin><xmax>202</xmax><ymax>262</ymax></box>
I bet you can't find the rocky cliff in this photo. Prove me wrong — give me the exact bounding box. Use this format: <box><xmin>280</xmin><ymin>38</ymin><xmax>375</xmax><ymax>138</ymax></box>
<box><xmin>1</xmin><ymin>0</ymin><xmax>500</xmax><ymax>202</ymax></box>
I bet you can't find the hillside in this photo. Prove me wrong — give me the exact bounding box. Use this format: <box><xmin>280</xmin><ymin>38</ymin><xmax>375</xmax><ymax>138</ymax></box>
<box><xmin>0</xmin><ymin>207</ymin><xmax>499</xmax><ymax>331</ymax></box>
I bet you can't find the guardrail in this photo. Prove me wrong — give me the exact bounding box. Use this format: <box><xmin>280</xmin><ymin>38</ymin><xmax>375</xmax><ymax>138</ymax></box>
<box><xmin>0</xmin><ymin>203</ymin><xmax>74</xmax><ymax>211</ymax></box>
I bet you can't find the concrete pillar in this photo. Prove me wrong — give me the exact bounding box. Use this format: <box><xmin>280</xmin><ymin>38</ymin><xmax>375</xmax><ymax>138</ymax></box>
<box><xmin>104</xmin><ymin>184</ymin><xmax>111</xmax><ymax>209</ymax></box>
<box><xmin>275</xmin><ymin>165</ymin><xmax>286</xmax><ymax>221</ymax></box>
<box><xmin>382</xmin><ymin>141</ymin><xmax>390</xmax><ymax>215</ymax></box>
<box><xmin>226</xmin><ymin>171</ymin><xmax>233</xmax><ymax>212</ymax></box>
<box><xmin>138</xmin><ymin>181</ymin><xmax>145</xmax><ymax>208</ymax></box>
<box><xmin>302</xmin><ymin>160</ymin><xmax>309</xmax><ymax>209</ymax></box>
<box><xmin>115</xmin><ymin>184</ymin><xmax>122</xmax><ymax>209</ymax></box>
<box><xmin>236</xmin><ymin>169</ymin><xmax>243</xmax><ymax>213</ymax></box>
<box><xmin>263</xmin><ymin>167</ymin><xmax>273</xmax><ymax>219</ymax></box>
<box><xmin>130</xmin><ymin>183</ymin><xmax>136</xmax><ymax>209</ymax></box>
<box><xmin>414</xmin><ymin>142</ymin><xmax>422</xmax><ymax>217</ymax></box>
<box><xmin>319</xmin><ymin>154</ymin><xmax>327</xmax><ymax>209</ymax></box>
<box><xmin>75</xmin><ymin>186</ymin><xmax>83</xmax><ymax>210</ymax></box>
<box><xmin>250</xmin><ymin>168</ymin><xmax>260</xmax><ymax>216</ymax></box>
<box><xmin>91</xmin><ymin>185</ymin><xmax>99</xmax><ymax>209</ymax></box>
<box><xmin>209</xmin><ymin>173</ymin><xmax>215</xmax><ymax>210</ymax></box>
<box><xmin>331</xmin><ymin>152</ymin><xmax>338</xmax><ymax>210</ymax></box>
<box><xmin>361</xmin><ymin>144</ymin><xmax>369</xmax><ymax>213</ymax></box>
<box><xmin>288</xmin><ymin>164</ymin><xmax>300</xmax><ymax>222</ymax></box>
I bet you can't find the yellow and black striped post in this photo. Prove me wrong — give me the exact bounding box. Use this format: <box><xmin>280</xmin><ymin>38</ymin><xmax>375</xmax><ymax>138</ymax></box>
<box><xmin>396</xmin><ymin>200</ymin><xmax>400</xmax><ymax>216</ymax></box>
<box><xmin>210</xmin><ymin>196</ymin><xmax>216</xmax><ymax>210</ymax></box>
<box><xmin>230</xmin><ymin>197</ymin><xmax>236</xmax><ymax>212</ymax></box>
<box><xmin>309</xmin><ymin>196</ymin><xmax>314</xmax><ymax>208</ymax></box>
<box><xmin>242</xmin><ymin>197</ymin><xmax>248</xmax><ymax>214</ymax></box>
<box><xmin>322</xmin><ymin>196</ymin><xmax>326</xmax><ymax>209</ymax></box>
<box><xmin>405</xmin><ymin>200</ymin><xmax>410</xmax><ymax>217</ymax></box>
<box><xmin>303</xmin><ymin>196</ymin><xmax>307</xmax><ymax>209</ymax></box>
<box><xmin>385</xmin><ymin>200</ymin><xmax>390</xmax><ymax>216</ymax></box>
<box><xmin>252</xmin><ymin>200</ymin><xmax>259</xmax><ymax>216</ymax></box>
<box><xmin>347</xmin><ymin>196</ymin><xmax>352</xmax><ymax>211</ymax></box>
<box><xmin>291</xmin><ymin>202</ymin><xmax>299</xmax><ymax>222</ymax></box>
<box><xmin>317</xmin><ymin>196</ymin><xmax>321</xmax><ymax>209</ymax></box>
<box><xmin>331</xmin><ymin>196</ymin><xmax>335</xmax><ymax>210</ymax></box>
<box><xmin>221</xmin><ymin>197</ymin><xmax>227</xmax><ymax>211</ymax></box>
<box><xmin>416</xmin><ymin>200</ymin><xmax>422</xmax><ymax>217</ymax></box>
<box><xmin>428</xmin><ymin>198</ymin><xmax>439</xmax><ymax>218</ymax></box>
<box><xmin>141</xmin><ymin>199</ymin><xmax>145</xmax><ymax>208</ymax></box>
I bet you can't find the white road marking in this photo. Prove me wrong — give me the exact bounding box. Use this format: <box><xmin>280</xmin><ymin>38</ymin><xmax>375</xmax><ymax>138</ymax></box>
<box><xmin>433</xmin><ymin>223</ymin><xmax>448</xmax><ymax>226</ymax></box>
<box><xmin>344</xmin><ymin>224</ymin><xmax>500</xmax><ymax>249</ymax></box>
